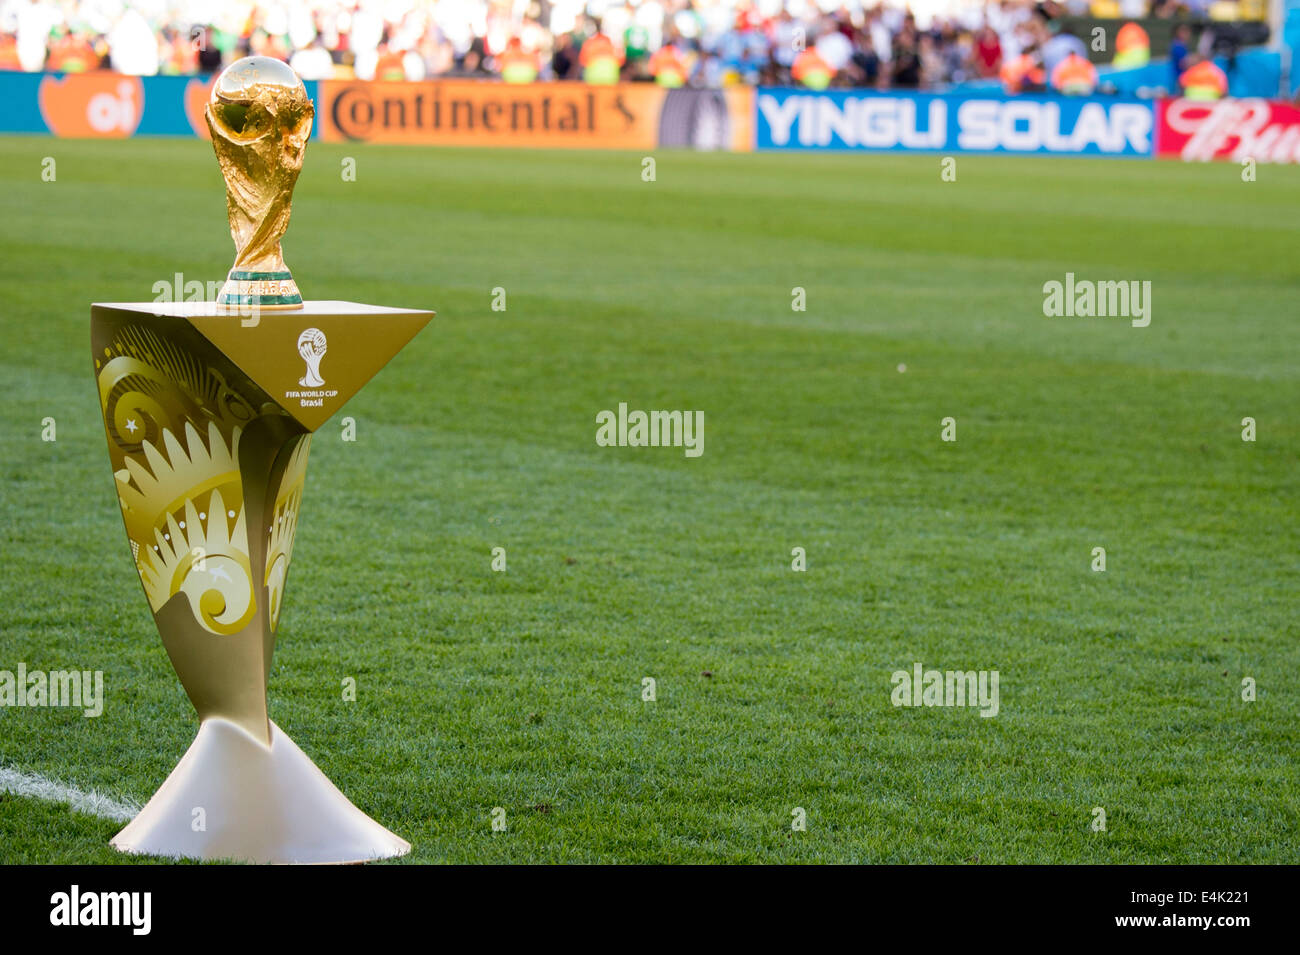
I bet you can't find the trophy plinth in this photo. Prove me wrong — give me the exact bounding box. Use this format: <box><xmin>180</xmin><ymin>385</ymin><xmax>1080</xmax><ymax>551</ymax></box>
<box><xmin>92</xmin><ymin>300</ymin><xmax>432</xmax><ymax>863</ymax></box>
<box><xmin>93</xmin><ymin>55</ymin><xmax>432</xmax><ymax>863</ymax></box>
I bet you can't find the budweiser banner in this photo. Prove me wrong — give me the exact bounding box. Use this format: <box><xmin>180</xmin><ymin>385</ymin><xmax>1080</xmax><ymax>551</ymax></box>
<box><xmin>1156</xmin><ymin>97</ymin><xmax>1300</xmax><ymax>163</ymax></box>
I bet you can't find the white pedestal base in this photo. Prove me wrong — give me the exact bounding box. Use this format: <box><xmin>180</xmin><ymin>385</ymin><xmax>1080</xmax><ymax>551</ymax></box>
<box><xmin>111</xmin><ymin>719</ymin><xmax>411</xmax><ymax>864</ymax></box>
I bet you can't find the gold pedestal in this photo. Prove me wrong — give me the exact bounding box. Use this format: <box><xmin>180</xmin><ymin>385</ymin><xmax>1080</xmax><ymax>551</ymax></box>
<box><xmin>92</xmin><ymin>300</ymin><xmax>432</xmax><ymax>863</ymax></box>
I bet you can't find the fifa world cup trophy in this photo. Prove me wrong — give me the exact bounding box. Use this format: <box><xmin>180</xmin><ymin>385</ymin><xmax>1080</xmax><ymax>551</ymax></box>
<box><xmin>91</xmin><ymin>56</ymin><xmax>434</xmax><ymax>863</ymax></box>
<box><xmin>205</xmin><ymin>57</ymin><xmax>314</xmax><ymax>309</ymax></box>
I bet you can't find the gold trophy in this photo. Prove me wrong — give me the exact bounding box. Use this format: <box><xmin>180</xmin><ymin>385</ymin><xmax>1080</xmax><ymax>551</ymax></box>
<box><xmin>91</xmin><ymin>56</ymin><xmax>434</xmax><ymax>863</ymax></box>
<box><xmin>207</xmin><ymin>57</ymin><xmax>313</xmax><ymax>310</ymax></box>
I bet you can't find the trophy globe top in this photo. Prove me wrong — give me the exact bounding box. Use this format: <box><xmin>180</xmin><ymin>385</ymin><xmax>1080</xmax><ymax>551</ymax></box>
<box><xmin>208</xmin><ymin>56</ymin><xmax>312</xmax><ymax>138</ymax></box>
<box><xmin>212</xmin><ymin>55</ymin><xmax>306</xmax><ymax>104</ymax></box>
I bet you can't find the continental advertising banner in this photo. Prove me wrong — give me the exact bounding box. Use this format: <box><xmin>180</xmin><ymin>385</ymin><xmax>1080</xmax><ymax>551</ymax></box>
<box><xmin>755</xmin><ymin>88</ymin><xmax>1155</xmax><ymax>157</ymax></box>
<box><xmin>317</xmin><ymin>80</ymin><xmax>752</xmax><ymax>151</ymax></box>
<box><xmin>1155</xmin><ymin>97</ymin><xmax>1300</xmax><ymax>163</ymax></box>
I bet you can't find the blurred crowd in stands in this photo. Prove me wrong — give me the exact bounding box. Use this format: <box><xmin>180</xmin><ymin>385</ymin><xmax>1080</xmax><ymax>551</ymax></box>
<box><xmin>0</xmin><ymin>0</ymin><xmax>1237</xmax><ymax>95</ymax></box>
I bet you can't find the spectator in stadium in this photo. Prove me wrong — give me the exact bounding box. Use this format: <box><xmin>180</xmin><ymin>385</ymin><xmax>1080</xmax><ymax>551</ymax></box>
<box><xmin>0</xmin><ymin>27</ymin><xmax>19</xmax><ymax>69</ymax></box>
<box><xmin>623</xmin><ymin>11</ymin><xmax>651</xmax><ymax>76</ymax></box>
<box><xmin>1040</xmin><ymin>24</ymin><xmax>1088</xmax><ymax>77</ymax></box>
<box><xmin>195</xmin><ymin>27</ymin><xmax>223</xmax><ymax>74</ymax></box>
<box><xmin>814</xmin><ymin>15</ymin><xmax>854</xmax><ymax>82</ymax></box>
<box><xmin>1179</xmin><ymin>54</ymin><xmax>1228</xmax><ymax>100</ymax></box>
<box><xmin>459</xmin><ymin>37</ymin><xmax>491</xmax><ymax>77</ymax></box>
<box><xmin>1169</xmin><ymin>23</ymin><xmax>1193</xmax><ymax>89</ymax></box>
<box><xmin>847</xmin><ymin>24</ymin><xmax>880</xmax><ymax>87</ymax></box>
<box><xmin>551</xmin><ymin>31</ymin><xmax>577</xmax><ymax>81</ymax></box>
<box><xmin>940</xmin><ymin>25</ymin><xmax>972</xmax><ymax>86</ymax></box>
<box><xmin>0</xmin><ymin>0</ymin><xmax>1188</xmax><ymax>97</ymax></box>
<box><xmin>246</xmin><ymin>25</ymin><xmax>291</xmax><ymax>64</ymax></box>
<box><xmin>106</xmin><ymin>7</ymin><xmax>158</xmax><ymax>75</ymax></box>
<box><xmin>791</xmin><ymin>42</ymin><xmax>834</xmax><ymax>90</ymax></box>
<box><xmin>920</xmin><ymin>32</ymin><xmax>948</xmax><ymax>88</ymax></box>
<box><xmin>891</xmin><ymin>19</ymin><xmax>922</xmax><ymax>89</ymax></box>
<box><xmin>1001</xmin><ymin>48</ymin><xmax>1046</xmax><ymax>93</ymax></box>
<box><xmin>647</xmin><ymin>37</ymin><xmax>690</xmax><ymax>87</ymax></box>
<box><xmin>1112</xmin><ymin>21</ymin><xmax>1150</xmax><ymax>68</ymax></box>
<box><xmin>289</xmin><ymin>35</ymin><xmax>334</xmax><ymax>81</ymax></box>
<box><xmin>158</xmin><ymin>26</ymin><xmax>199</xmax><ymax>75</ymax></box>
<box><xmin>972</xmin><ymin>25</ymin><xmax>1002</xmax><ymax>78</ymax></box>
<box><xmin>496</xmin><ymin>36</ymin><xmax>539</xmax><ymax>84</ymax></box>
<box><xmin>7</xmin><ymin>0</ymin><xmax>58</xmax><ymax>71</ymax></box>
<box><xmin>1051</xmin><ymin>49</ymin><xmax>1098</xmax><ymax>94</ymax></box>
<box><xmin>579</xmin><ymin>26</ymin><xmax>623</xmax><ymax>84</ymax></box>
<box><xmin>45</xmin><ymin>27</ymin><xmax>98</xmax><ymax>72</ymax></box>
<box><xmin>769</xmin><ymin>10</ymin><xmax>800</xmax><ymax>77</ymax></box>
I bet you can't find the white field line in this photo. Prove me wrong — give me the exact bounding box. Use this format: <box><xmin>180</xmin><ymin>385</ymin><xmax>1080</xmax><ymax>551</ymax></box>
<box><xmin>0</xmin><ymin>765</ymin><xmax>140</xmax><ymax>822</ymax></box>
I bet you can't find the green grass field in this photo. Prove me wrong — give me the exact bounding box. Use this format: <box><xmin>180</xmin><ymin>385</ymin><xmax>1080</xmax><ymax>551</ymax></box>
<box><xmin>0</xmin><ymin>135</ymin><xmax>1296</xmax><ymax>863</ymax></box>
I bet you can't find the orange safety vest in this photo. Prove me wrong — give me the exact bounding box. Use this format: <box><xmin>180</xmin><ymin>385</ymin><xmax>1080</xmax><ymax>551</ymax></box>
<box><xmin>647</xmin><ymin>45</ymin><xmax>689</xmax><ymax>87</ymax></box>
<box><xmin>1113</xmin><ymin>22</ymin><xmax>1150</xmax><ymax>68</ymax></box>
<box><xmin>579</xmin><ymin>32</ymin><xmax>623</xmax><ymax>84</ymax></box>
<box><xmin>47</xmin><ymin>36</ymin><xmax>98</xmax><ymax>73</ymax></box>
<box><xmin>498</xmin><ymin>38</ymin><xmax>538</xmax><ymax>83</ymax></box>
<box><xmin>375</xmin><ymin>49</ymin><xmax>406</xmax><ymax>81</ymax></box>
<box><xmin>579</xmin><ymin>33</ymin><xmax>622</xmax><ymax>67</ymax></box>
<box><xmin>1180</xmin><ymin>60</ymin><xmax>1228</xmax><ymax>100</ymax></box>
<box><xmin>791</xmin><ymin>48</ymin><xmax>834</xmax><ymax>90</ymax></box>
<box><xmin>1050</xmin><ymin>53</ymin><xmax>1098</xmax><ymax>95</ymax></box>
<box><xmin>168</xmin><ymin>37</ymin><xmax>198</xmax><ymax>74</ymax></box>
<box><xmin>260</xmin><ymin>37</ymin><xmax>290</xmax><ymax>62</ymax></box>
<box><xmin>1000</xmin><ymin>53</ymin><xmax>1044</xmax><ymax>93</ymax></box>
<box><xmin>0</xmin><ymin>33</ymin><xmax>22</xmax><ymax>70</ymax></box>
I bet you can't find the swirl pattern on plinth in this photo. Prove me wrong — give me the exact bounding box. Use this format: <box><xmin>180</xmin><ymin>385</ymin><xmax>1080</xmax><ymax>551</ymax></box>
<box><xmin>265</xmin><ymin>435</ymin><xmax>310</xmax><ymax>632</ymax></box>
<box><xmin>95</xmin><ymin>328</ymin><xmax>258</xmax><ymax>636</ymax></box>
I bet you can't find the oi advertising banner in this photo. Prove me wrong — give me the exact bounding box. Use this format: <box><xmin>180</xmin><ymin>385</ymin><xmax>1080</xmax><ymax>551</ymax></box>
<box><xmin>0</xmin><ymin>70</ymin><xmax>318</xmax><ymax>139</ymax></box>
<box><xmin>755</xmin><ymin>87</ymin><xmax>1156</xmax><ymax>157</ymax></box>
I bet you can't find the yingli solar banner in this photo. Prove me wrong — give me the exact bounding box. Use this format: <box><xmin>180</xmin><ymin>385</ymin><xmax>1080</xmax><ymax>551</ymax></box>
<box><xmin>1156</xmin><ymin>97</ymin><xmax>1300</xmax><ymax>163</ymax></box>
<box><xmin>754</xmin><ymin>89</ymin><xmax>1155</xmax><ymax>157</ymax></box>
<box><xmin>318</xmin><ymin>80</ymin><xmax>752</xmax><ymax>151</ymax></box>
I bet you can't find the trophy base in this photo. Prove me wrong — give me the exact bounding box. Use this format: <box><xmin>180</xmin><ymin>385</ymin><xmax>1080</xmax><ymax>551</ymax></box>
<box><xmin>111</xmin><ymin>718</ymin><xmax>411</xmax><ymax>864</ymax></box>
<box><xmin>214</xmin><ymin>302</ymin><xmax>305</xmax><ymax>312</ymax></box>
<box><xmin>216</xmin><ymin>270</ymin><xmax>303</xmax><ymax>309</ymax></box>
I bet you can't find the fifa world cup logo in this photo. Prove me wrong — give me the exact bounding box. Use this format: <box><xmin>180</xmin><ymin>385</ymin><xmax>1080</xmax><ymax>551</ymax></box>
<box><xmin>298</xmin><ymin>327</ymin><xmax>327</xmax><ymax>387</ymax></box>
